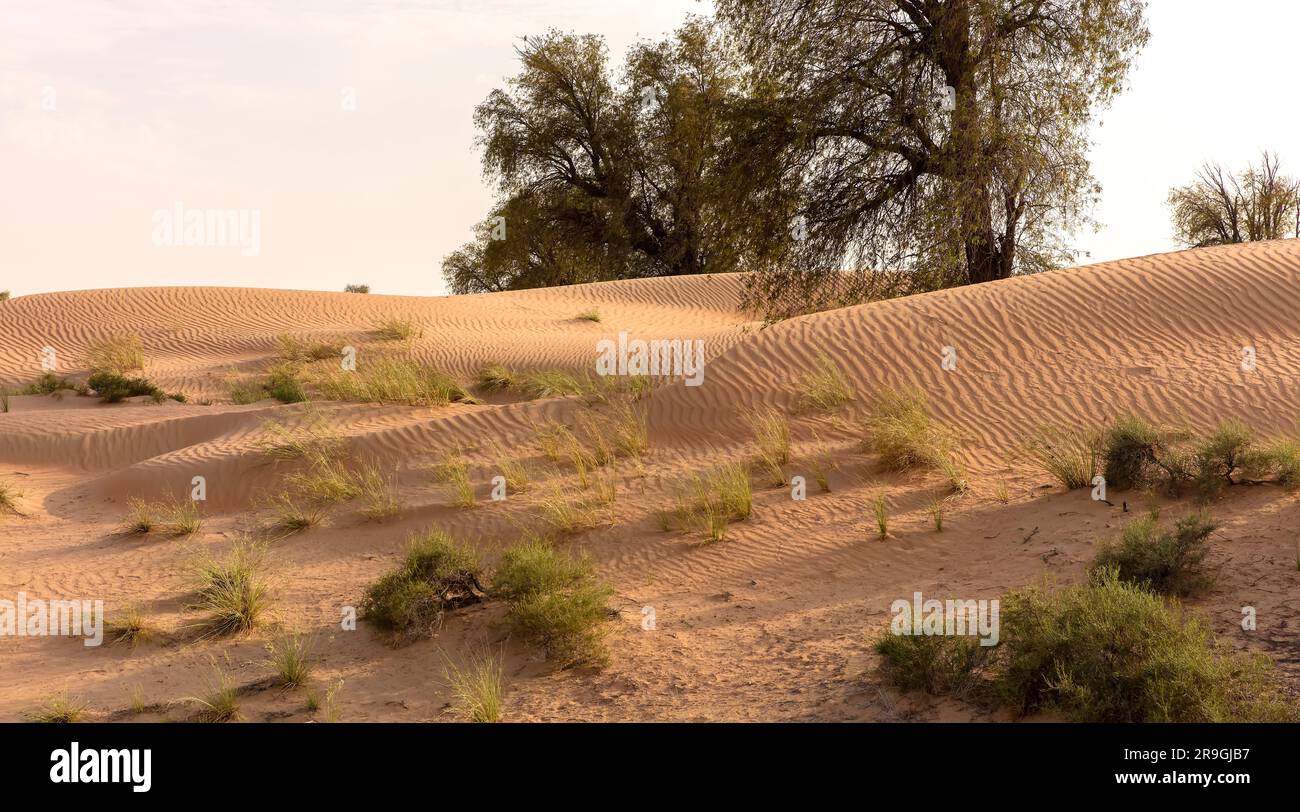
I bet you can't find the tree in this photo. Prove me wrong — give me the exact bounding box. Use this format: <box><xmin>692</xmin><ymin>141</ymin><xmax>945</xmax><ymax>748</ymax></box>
<box><xmin>716</xmin><ymin>0</ymin><xmax>1149</xmax><ymax>316</ymax></box>
<box><xmin>1167</xmin><ymin>152</ymin><xmax>1300</xmax><ymax>248</ymax></box>
<box><xmin>444</xmin><ymin>19</ymin><xmax>762</xmax><ymax>294</ymax></box>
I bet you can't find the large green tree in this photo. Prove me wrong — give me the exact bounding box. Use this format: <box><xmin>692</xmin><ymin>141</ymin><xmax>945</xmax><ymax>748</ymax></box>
<box><xmin>716</xmin><ymin>0</ymin><xmax>1150</xmax><ymax>316</ymax></box>
<box><xmin>444</xmin><ymin>19</ymin><xmax>762</xmax><ymax>294</ymax></box>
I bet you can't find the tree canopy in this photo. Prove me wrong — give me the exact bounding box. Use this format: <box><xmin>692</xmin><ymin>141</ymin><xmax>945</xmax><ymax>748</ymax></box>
<box><xmin>1167</xmin><ymin>152</ymin><xmax>1299</xmax><ymax>248</ymax></box>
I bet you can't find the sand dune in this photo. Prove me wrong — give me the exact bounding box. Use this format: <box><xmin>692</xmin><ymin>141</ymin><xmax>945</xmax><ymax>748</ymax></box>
<box><xmin>2</xmin><ymin>241</ymin><xmax>1299</xmax><ymax>721</ymax></box>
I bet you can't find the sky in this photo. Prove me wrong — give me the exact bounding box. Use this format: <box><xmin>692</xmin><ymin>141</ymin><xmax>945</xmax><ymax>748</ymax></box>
<box><xmin>0</xmin><ymin>0</ymin><xmax>1297</xmax><ymax>298</ymax></box>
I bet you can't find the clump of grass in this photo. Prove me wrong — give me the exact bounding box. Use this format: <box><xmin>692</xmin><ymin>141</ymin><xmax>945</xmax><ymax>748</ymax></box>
<box><xmin>1266</xmin><ymin>437</ymin><xmax>1300</xmax><ymax>486</ymax></box>
<box><xmin>538</xmin><ymin>487</ymin><xmax>606</xmax><ymax>535</ymax></box>
<box><xmin>744</xmin><ymin>406</ymin><xmax>790</xmax><ymax>486</ymax></box>
<box><xmin>862</xmin><ymin>387</ymin><xmax>964</xmax><ymax>490</ymax></box>
<box><xmin>808</xmin><ymin>455</ymin><xmax>833</xmax><ymax>493</ymax></box>
<box><xmin>443</xmin><ymin>648</ymin><xmax>505</xmax><ymax>722</ymax></box>
<box><xmin>533</xmin><ymin>420</ymin><xmax>574</xmax><ymax>461</ymax></box>
<box><xmin>575</xmin><ymin>309</ymin><xmax>601</xmax><ymax>322</ymax></box>
<box><xmin>128</xmin><ymin>685</ymin><xmax>147</xmax><ymax>714</ymax></box>
<box><xmin>796</xmin><ymin>354</ymin><xmax>854</xmax><ymax>412</ymax></box>
<box><xmin>494</xmin><ymin>538</ymin><xmax>612</xmax><ymax>667</ymax></box>
<box><xmin>671</xmin><ymin>462</ymin><xmax>753</xmax><ymax>542</ymax></box>
<box><xmin>875</xmin><ymin>632</ymin><xmax>988</xmax><ymax>695</ymax></box>
<box><xmin>360</xmin><ymin>529</ymin><xmax>485</xmax><ymax>643</ymax></box>
<box><xmin>607</xmin><ymin>401</ymin><xmax>650</xmax><ymax>459</ymax></box>
<box><xmin>265</xmin><ymin>362</ymin><xmax>308</xmax><ymax>403</ymax></box>
<box><xmin>374</xmin><ymin>317</ymin><xmax>423</xmax><ymax>341</ymax></box>
<box><xmin>992</xmin><ymin>480</ymin><xmax>1011</xmax><ymax>504</ymax></box>
<box><xmin>86</xmin><ymin>333</ymin><xmax>144</xmax><ymax>374</ymax></box>
<box><xmin>356</xmin><ymin>463</ymin><xmax>403</xmax><ymax>520</ymax></box>
<box><xmin>266</xmin><ymin>632</ymin><xmax>314</xmax><ymax>688</ymax></box>
<box><xmin>477</xmin><ymin>363</ymin><xmax>516</xmax><ymax>393</ymax></box>
<box><xmin>284</xmin><ymin>449</ymin><xmax>362</xmax><ymax>504</ymax></box>
<box><xmin>192</xmin><ymin>542</ymin><xmax>271</xmax><ymax>636</ymax></box>
<box><xmin>518</xmin><ymin>369</ymin><xmax>587</xmax><ymax>399</ymax></box>
<box><xmin>1090</xmin><ymin>511</ymin><xmax>1216</xmax><ymax>596</ymax></box>
<box><xmin>871</xmin><ymin>492</ymin><xmax>890</xmax><ymax>540</ymax></box>
<box><xmin>1101</xmin><ymin>414</ymin><xmax>1168</xmax><ymax>491</ymax></box>
<box><xmin>27</xmin><ymin>695</ymin><xmax>90</xmax><ymax>723</ymax></box>
<box><xmin>486</xmin><ymin>441</ymin><xmax>531</xmax><ymax>494</ymax></box>
<box><xmin>998</xmin><ymin>568</ymin><xmax>1296</xmax><ymax>721</ymax></box>
<box><xmin>106</xmin><ymin>605</ymin><xmax>156</xmax><ymax>646</ymax></box>
<box><xmin>119</xmin><ymin>496</ymin><xmax>202</xmax><ymax>537</ymax></box>
<box><xmin>1</xmin><ymin>388</ymin><xmax>10</xmax><ymax>413</ymax></box>
<box><xmin>1023</xmin><ymin>425</ymin><xmax>1100</xmax><ymax>489</ymax></box>
<box><xmin>189</xmin><ymin>663</ymin><xmax>240</xmax><ymax>722</ymax></box>
<box><xmin>277</xmin><ymin>333</ymin><xmax>345</xmax><ymax>363</ymax></box>
<box><xmin>0</xmin><ymin>478</ymin><xmax>24</xmax><ymax>515</ymax></box>
<box><xmin>435</xmin><ymin>452</ymin><xmax>476</xmax><ymax>508</ymax></box>
<box><xmin>264</xmin><ymin>492</ymin><xmax>329</xmax><ymax>535</ymax></box>
<box><xmin>926</xmin><ymin>492</ymin><xmax>949</xmax><ymax>532</ymax></box>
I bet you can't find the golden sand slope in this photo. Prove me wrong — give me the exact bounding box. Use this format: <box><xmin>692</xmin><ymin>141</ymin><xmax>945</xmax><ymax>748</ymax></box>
<box><xmin>0</xmin><ymin>241</ymin><xmax>1298</xmax><ymax>722</ymax></box>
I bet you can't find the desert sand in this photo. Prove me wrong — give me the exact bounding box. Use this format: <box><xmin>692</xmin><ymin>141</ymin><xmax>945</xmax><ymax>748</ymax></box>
<box><xmin>1</xmin><ymin>240</ymin><xmax>1298</xmax><ymax>721</ymax></box>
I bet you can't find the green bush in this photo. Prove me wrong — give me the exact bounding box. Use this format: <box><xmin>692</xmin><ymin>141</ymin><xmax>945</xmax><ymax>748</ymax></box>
<box><xmin>361</xmin><ymin>529</ymin><xmax>484</xmax><ymax>643</ymax></box>
<box><xmin>874</xmin><ymin>632</ymin><xmax>988</xmax><ymax>695</ymax></box>
<box><xmin>493</xmin><ymin>538</ymin><xmax>612</xmax><ymax>667</ymax></box>
<box><xmin>998</xmin><ymin>569</ymin><xmax>1295</xmax><ymax>722</ymax></box>
<box><xmin>87</xmin><ymin>371</ymin><xmax>182</xmax><ymax>404</ymax></box>
<box><xmin>1090</xmin><ymin>511</ymin><xmax>1215</xmax><ymax>596</ymax></box>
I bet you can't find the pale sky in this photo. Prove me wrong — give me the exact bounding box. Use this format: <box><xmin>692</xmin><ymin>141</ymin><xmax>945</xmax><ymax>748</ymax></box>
<box><xmin>1</xmin><ymin>0</ymin><xmax>1296</xmax><ymax>298</ymax></box>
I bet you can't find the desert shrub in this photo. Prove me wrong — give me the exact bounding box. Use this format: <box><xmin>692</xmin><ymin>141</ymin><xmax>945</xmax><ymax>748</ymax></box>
<box><xmin>344</xmin><ymin>283</ymin><xmax>370</xmax><ymax>293</ymax></box>
<box><xmin>477</xmin><ymin>363</ymin><xmax>516</xmax><ymax>392</ymax></box>
<box><xmin>0</xmin><ymin>290</ymin><xmax>9</xmax><ymax>301</ymax></box>
<box><xmin>19</xmin><ymin>373</ymin><xmax>86</xmax><ymax>396</ymax></box>
<box><xmin>265</xmin><ymin>363</ymin><xmax>308</xmax><ymax>403</ymax></box>
<box><xmin>744</xmin><ymin>406</ymin><xmax>790</xmax><ymax>486</ymax></box>
<box><xmin>1090</xmin><ymin>511</ymin><xmax>1216</xmax><ymax>596</ymax></box>
<box><xmin>575</xmin><ymin>309</ymin><xmax>601</xmax><ymax>322</ymax></box>
<box><xmin>863</xmin><ymin>387</ymin><xmax>965</xmax><ymax>490</ymax></box>
<box><xmin>374</xmin><ymin>317</ymin><xmax>422</xmax><ymax>341</ymax></box>
<box><xmin>494</xmin><ymin>539</ymin><xmax>612</xmax><ymax>667</ymax></box>
<box><xmin>796</xmin><ymin>354</ymin><xmax>854</xmax><ymax>412</ymax></box>
<box><xmin>86</xmin><ymin>334</ymin><xmax>144</xmax><ymax>374</ymax></box>
<box><xmin>1193</xmin><ymin>419</ymin><xmax>1256</xmax><ymax>495</ymax></box>
<box><xmin>1023</xmin><ymin>425</ymin><xmax>1100</xmax><ymax>489</ymax></box>
<box><xmin>998</xmin><ymin>568</ymin><xmax>1296</xmax><ymax>722</ymax></box>
<box><xmin>361</xmin><ymin>529</ymin><xmax>484</xmax><ymax>642</ymax></box>
<box><xmin>875</xmin><ymin>632</ymin><xmax>989</xmax><ymax>695</ymax></box>
<box><xmin>87</xmin><ymin>370</ymin><xmax>181</xmax><ymax>403</ymax></box>
<box><xmin>1101</xmin><ymin>414</ymin><xmax>1165</xmax><ymax>491</ymax></box>
<box><xmin>1266</xmin><ymin>437</ymin><xmax>1300</xmax><ymax>485</ymax></box>
<box><xmin>192</xmin><ymin>542</ymin><xmax>270</xmax><ymax>636</ymax></box>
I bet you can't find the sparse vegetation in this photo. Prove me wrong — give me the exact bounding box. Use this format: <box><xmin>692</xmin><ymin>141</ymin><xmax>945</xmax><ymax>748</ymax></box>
<box><xmin>494</xmin><ymin>538</ymin><xmax>612</xmax><ymax>668</ymax></box>
<box><xmin>871</xmin><ymin>492</ymin><xmax>890</xmax><ymax>540</ymax></box>
<box><xmin>119</xmin><ymin>496</ymin><xmax>202</xmax><ymax>537</ymax></box>
<box><xmin>744</xmin><ymin>406</ymin><xmax>790</xmax><ymax>486</ymax></box>
<box><xmin>356</xmin><ymin>463</ymin><xmax>403</xmax><ymax>520</ymax></box>
<box><xmin>19</xmin><ymin>372</ymin><xmax>86</xmax><ymax>396</ymax></box>
<box><xmin>87</xmin><ymin>370</ymin><xmax>183</xmax><ymax>404</ymax></box>
<box><xmin>926</xmin><ymin>492</ymin><xmax>948</xmax><ymax>532</ymax></box>
<box><xmin>360</xmin><ymin>528</ymin><xmax>485</xmax><ymax>643</ymax></box>
<box><xmin>192</xmin><ymin>542</ymin><xmax>270</xmax><ymax>636</ymax></box>
<box><xmin>796</xmin><ymin>354</ymin><xmax>854</xmax><ymax>412</ymax></box>
<box><xmin>443</xmin><ymin>648</ymin><xmax>504</xmax><ymax>722</ymax></box>
<box><xmin>344</xmin><ymin>283</ymin><xmax>370</xmax><ymax>293</ymax></box>
<box><xmin>255</xmin><ymin>411</ymin><xmax>345</xmax><ymax>461</ymax></box>
<box><xmin>264</xmin><ymin>492</ymin><xmax>329</xmax><ymax>535</ymax></box>
<box><xmin>1090</xmin><ymin>511</ymin><xmax>1216</xmax><ymax>596</ymax></box>
<box><xmin>576</xmin><ymin>309</ymin><xmax>602</xmax><ymax>322</ymax></box>
<box><xmin>277</xmin><ymin>333</ymin><xmax>345</xmax><ymax>363</ymax></box>
<box><xmin>314</xmin><ymin>356</ymin><xmax>474</xmax><ymax>406</ymax></box>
